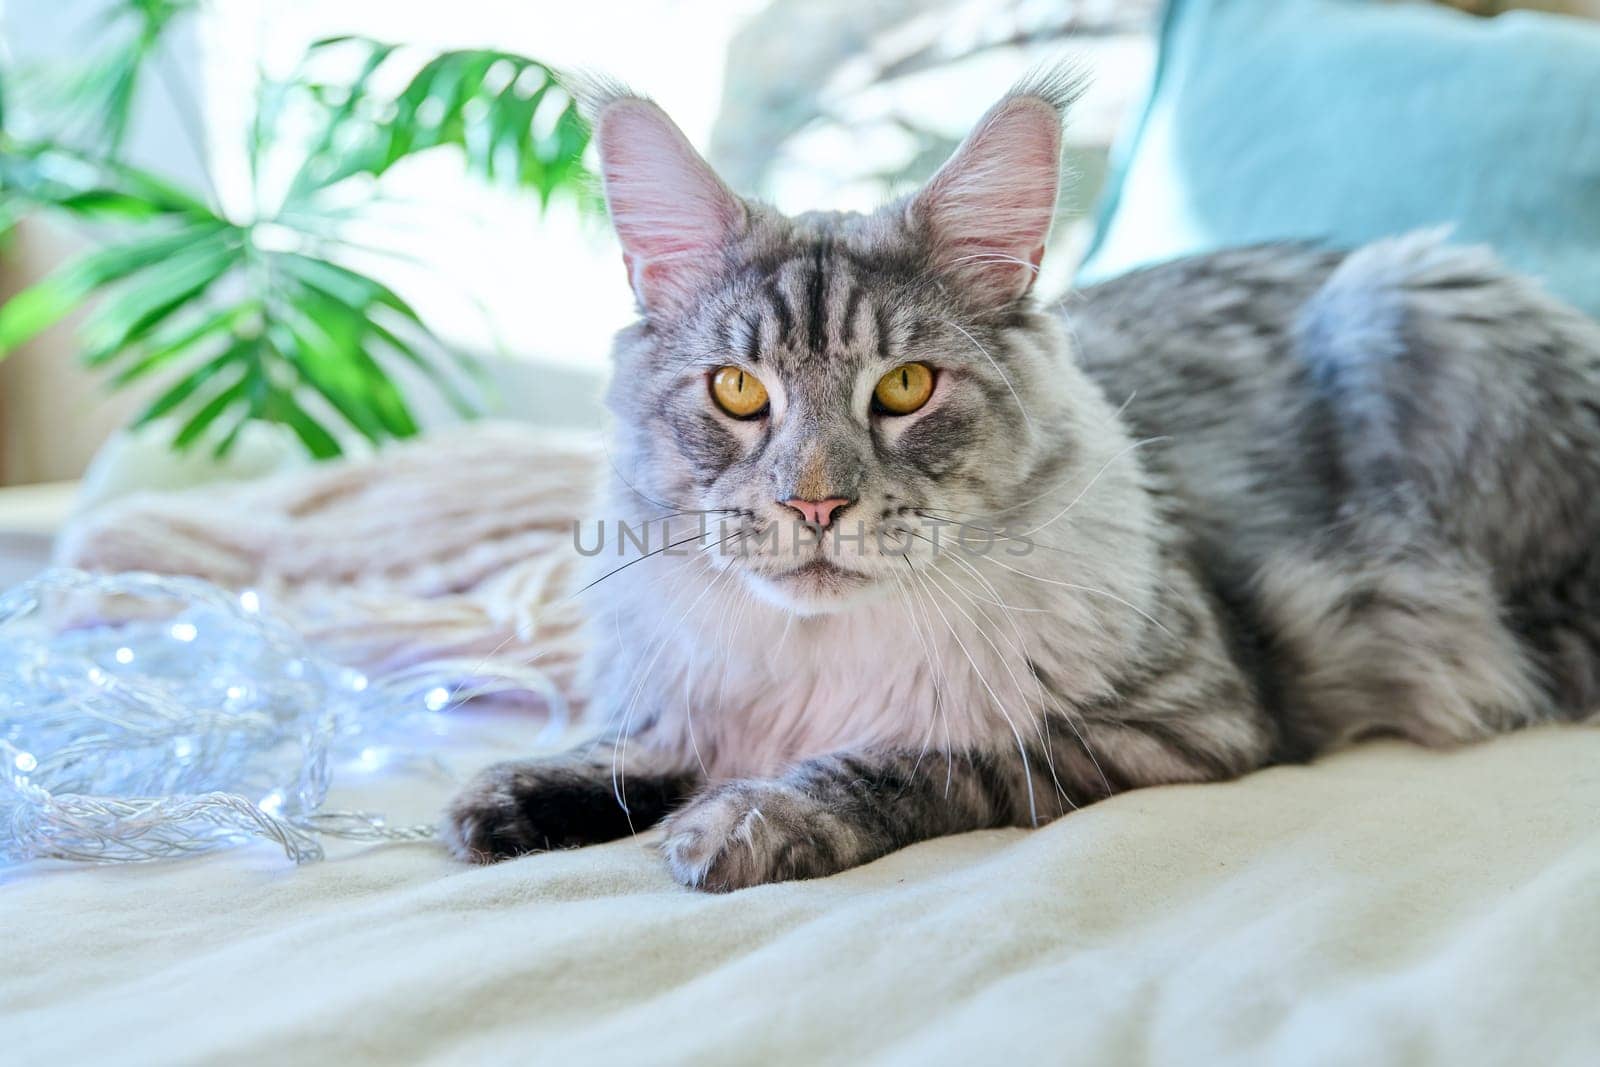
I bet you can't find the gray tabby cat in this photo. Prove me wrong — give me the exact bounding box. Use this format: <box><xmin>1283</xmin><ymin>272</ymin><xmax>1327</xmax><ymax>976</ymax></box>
<box><xmin>444</xmin><ymin>72</ymin><xmax>1600</xmax><ymax>891</ymax></box>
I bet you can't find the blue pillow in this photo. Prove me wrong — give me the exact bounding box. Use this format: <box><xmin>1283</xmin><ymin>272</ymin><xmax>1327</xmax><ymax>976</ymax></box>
<box><xmin>1076</xmin><ymin>0</ymin><xmax>1600</xmax><ymax>320</ymax></box>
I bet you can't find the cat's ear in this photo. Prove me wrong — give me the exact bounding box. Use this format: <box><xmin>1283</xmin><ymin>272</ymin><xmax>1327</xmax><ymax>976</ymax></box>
<box><xmin>909</xmin><ymin>75</ymin><xmax>1080</xmax><ymax>309</ymax></box>
<box><xmin>587</xmin><ymin>90</ymin><xmax>745</xmax><ymax>316</ymax></box>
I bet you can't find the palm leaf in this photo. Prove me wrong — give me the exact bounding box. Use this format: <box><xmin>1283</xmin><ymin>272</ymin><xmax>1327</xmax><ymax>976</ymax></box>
<box><xmin>79</xmin><ymin>230</ymin><xmax>243</xmax><ymax>366</ymax></box>
<box><xmin>110</xmin><ymin>302</ymin><xmax>256</xmax><ymax>387</ymax></box>
<box><xmin>0</xmin><ymin>221</ymin><xmax>232</xmax><ymax>357</ymax></box>
<box><xmin>367</xmin><ymin>316</ymin><xmax>478</xmax><ymax>417</ymax></box>
<box><xmin>285</xmin><ymin>38</ymin><xmax>593</xmax><ymax>209</ymax></box>
<box><xmin>273</xmin><ymin>249</ymin><xmax>481</xmax><ymax>383</ymax></box>
<box><xmin>0</xmin><ymin>143</ymin><xmax>216</xmax><ymax>220</ymax></box>
<box><xmin>256</xmin><ymin>352</ymin><xmax>343</xmax><ymax>461</ymax></box>
<box><xmin>170</xmin><ymin>372</ymin><xmax>250</xmax><ymax>451</ymax></box>
<box><xmin>269</xmin><ymin>261</ymin><xmax>421</xmax><ymax>441</ymax></box>
<box><xmin>134</xmin><ymin>340</ymin><xmax>248</xmax><ymax>428</ymax></box>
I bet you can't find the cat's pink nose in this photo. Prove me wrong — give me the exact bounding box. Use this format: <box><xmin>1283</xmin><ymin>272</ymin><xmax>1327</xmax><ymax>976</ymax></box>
<box><xmin>781</xmin><ymin>497</ymin><xmax>854</xmax><ymax>528</ymax></box>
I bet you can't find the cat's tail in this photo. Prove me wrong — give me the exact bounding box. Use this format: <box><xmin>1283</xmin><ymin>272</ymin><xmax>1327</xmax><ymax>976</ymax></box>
<box><xmin>1293</xmin><ymin>228</ymin><xmax>1561</xmax><ymax>531</ymax></box>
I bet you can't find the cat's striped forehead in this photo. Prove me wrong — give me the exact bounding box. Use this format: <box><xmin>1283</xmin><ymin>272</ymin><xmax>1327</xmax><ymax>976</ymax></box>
<box><xmin>689</xmin><ymin>228</ymin><xmax>942</xmax><ymax>387</ymax></box>
<box><xmin>729</xmin><ymin>248</ymin><xmax>885</xmax><ymax>365</ymax></box>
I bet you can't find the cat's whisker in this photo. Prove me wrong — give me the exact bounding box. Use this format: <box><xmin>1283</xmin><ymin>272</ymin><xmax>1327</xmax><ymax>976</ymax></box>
<box><xmin>948</xmin><ymin>252</ymin><xmax>1042</xmax><ymax>274</ymax></box>
<box><xmin>1112</xmin><ymin>389</ymin><xmax>1138</xmax><ymax>420</ymax></box>
<box><xmin>599</xmin><ymin>436</ymin><xmax>746</xmax><ymax>517</ymax></box>
<box><xmin>903</xmin><ymin>554</ymin><xmax>1040</xmax><ymax>826</ymax></box>
<box><xmin>600</xmin><ymin>437</ymin><xmax>686</xmax><ymax>513</ymax></box>
<box><xmin>611</xmin><ymin>555</ymin><xmax>736</xmax><ymax>821</ymax></box>
<box><xmin>919</xmin><ymin>536</ymin><xmax>1044</xmax><ymax>673</ymax></box>
<box><xmin>883</xmin><ymin>559</ymin><xmax>953</xmax><ymax>793</ymax></box>
<box><xmin>908</xmin><ymin>565</ymin><xmax>1037</xmax><ymax>821</ymax></box>
<box><xmin>684</xmin><ymin>572</ymin><xmax>744</xmax><ymax>783</ymax></box>
<box><xmin>604</xmin><ymin>551</ymin><xmax>712</xmax><ymax>790</ymax></box>
<box><xmin>885</xmin><ymin>574</ymin><xmax>933</xmax><ymax>764</ymax></box>
<box><xmin>938</xmin><ymin>316</ymin><xmax>1034</xmax><ymax>432</ymax></box>
<box><xmin>896</xmin><ymin>567</ymin><xmax>961</xmax><ymax>797</ymax></box>
<box><xmin>431</xmin><ymin>541</ymin><xmax>682</xmax><ymax>704</ymax></box>
<box><xmin>911</xmin><ymin>507</ymin><xmax>1091</xmax><ymax>564</ymax></box>
<box><xmin>677</xmin><ymin>568</ymin><xmax>718</xmax><ymax>784</ymax></box>
<box><xmin>916</xmin><ymin>556</ymin><xmax>1076</xmax><ymax>812</ymax></box>
<box><xmin>569</xmin><ymin>526</ymin><xmax>744</xmax><ymax>601</ymax></box>
<box><xmin>607</xmin><ymin>537</ymin><xmax>739</xmax><ymax>790</ymax></box>
<box><xmin>888</xmin><ymin>569</ymin><xmax>950</xmax><ymax>792</ymax></box>
<box><xmin>904</xmin><ymin>521</ymin><xmax>1061</xmax><ymax>610</ymax></box>
<box><xmin>961</xmin><ymin>545</ymin><xmax>1174</xmax><ymax>640</ymax></box>
<box><xmin>713</xmin><ymin>571</ymin><xmax>759</xmax><ymax>741</ymax></box>
<box><xmin>924</xmin><ymin>543</ymin><xmax>1112</xmax><ymax>803</ymax></box>
<box><xmin>918</xmin><ymin>434</ymin><xmax>1167</xmax><ymax>525</ymax></box>
<box><xmin>1020</xmin><ymin>436</ymin><xmax>1171</xmax><ymax>537</ymax></box>
<box><xmin>773</xmin><ymin>601</ymin><xmax>799</xmax><ymax>659</ymax></box>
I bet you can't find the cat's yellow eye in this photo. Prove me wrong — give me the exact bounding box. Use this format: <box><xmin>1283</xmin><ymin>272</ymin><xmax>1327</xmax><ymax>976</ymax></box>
<box><xmin>873</xmin><ymin>362</ymin><xmax>935</xmax><ymax>415</ymax></box>
<box><xmin>710</xmin><ymin>366</ymin><xmax>770</xmax><ymax>418</ymax></box>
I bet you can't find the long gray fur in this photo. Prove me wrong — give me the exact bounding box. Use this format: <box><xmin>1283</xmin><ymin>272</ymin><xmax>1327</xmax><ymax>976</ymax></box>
<box><xmin>444</xmin><ymin>75</ymin><xmax>1600</xmax><ymax>891</ymax></box>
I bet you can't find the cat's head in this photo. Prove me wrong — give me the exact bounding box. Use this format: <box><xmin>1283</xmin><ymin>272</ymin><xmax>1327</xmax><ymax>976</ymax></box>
<box><xmin>589</xmin><ymin>72</ymin><xmax>1093</xmax><ymax>615</ymax></box>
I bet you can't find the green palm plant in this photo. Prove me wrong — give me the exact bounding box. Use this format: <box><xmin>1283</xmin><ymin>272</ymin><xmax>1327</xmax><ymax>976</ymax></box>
<box><xmin>0</xmin><ymin>3</ymin><xmax>592</xmax><ymax>458</ymax></box>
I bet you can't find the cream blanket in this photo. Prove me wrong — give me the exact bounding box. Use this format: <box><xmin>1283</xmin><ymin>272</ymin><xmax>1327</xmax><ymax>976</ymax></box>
<box><xmin>7</xmin><ymin>424</ymin><xmax>1599</xmax><ymax>1065</ymax></box>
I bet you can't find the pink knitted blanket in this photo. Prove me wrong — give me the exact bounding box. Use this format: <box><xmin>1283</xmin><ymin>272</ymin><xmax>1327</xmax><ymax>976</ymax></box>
<box><xmin>56</xmin><ymin>422</ymin><xmax>601</xmax><ymax>712</ymax></box>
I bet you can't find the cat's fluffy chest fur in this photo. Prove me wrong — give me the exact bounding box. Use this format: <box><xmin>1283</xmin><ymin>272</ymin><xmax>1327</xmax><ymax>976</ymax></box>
<box><xmin>613</xmin><ymin>584</ymin><xmax>985</xmax><ymax>779</ymax></box>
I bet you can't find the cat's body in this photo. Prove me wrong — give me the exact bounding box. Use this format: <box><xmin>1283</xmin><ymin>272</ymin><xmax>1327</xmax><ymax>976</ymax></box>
<box><xmin>1072</xmin><ymin>235</ymin><xmax>1600</xmax><ymax>755</ymax></box>
<box><xmin>445</xmin><ymin>75</ymin><xmax>1600</xmax><ymax>890</ymax></box>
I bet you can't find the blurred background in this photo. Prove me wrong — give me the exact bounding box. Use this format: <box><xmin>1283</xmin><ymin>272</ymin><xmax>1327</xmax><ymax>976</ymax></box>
<box><xmin>1</xmin><ymin>0</ymin><xmax>1596</xmax><ymax>497</ymax></box>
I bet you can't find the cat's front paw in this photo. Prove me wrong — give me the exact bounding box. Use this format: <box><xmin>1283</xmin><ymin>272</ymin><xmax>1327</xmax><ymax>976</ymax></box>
<box><xmin>442</xmin><ymin>758</ymin><xmax>636</xmax><ymax>863</ymax></box>
<box><xmin>661</xmin><ymin>780</ymin><xmax>845</xmax><ymax>892</ymax></box>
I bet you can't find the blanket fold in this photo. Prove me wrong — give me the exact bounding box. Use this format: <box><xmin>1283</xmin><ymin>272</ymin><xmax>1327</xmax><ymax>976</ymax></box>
<box><xmin>55</xmin><ymin>422</ymin><xmax>601</xmax><ymax>698</ymax></box>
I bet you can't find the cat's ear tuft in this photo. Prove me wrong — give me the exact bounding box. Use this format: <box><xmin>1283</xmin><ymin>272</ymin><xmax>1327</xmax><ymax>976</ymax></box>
<box><xmin>909</xmin><ymin>71</ymin><xmax>1082</xmax><ymax>309</ymax></box>
<box><xmin>583</xmin><ymin>82</ymin><xmax>746</xmax><ymax>317</ymax></box>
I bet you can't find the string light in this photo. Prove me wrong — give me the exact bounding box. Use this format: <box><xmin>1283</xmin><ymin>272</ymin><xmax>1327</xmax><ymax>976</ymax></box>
<box><xmin>0</xmin><ymin>569</ymin><xmax>568</xmax><ymax>865</ymax></box>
